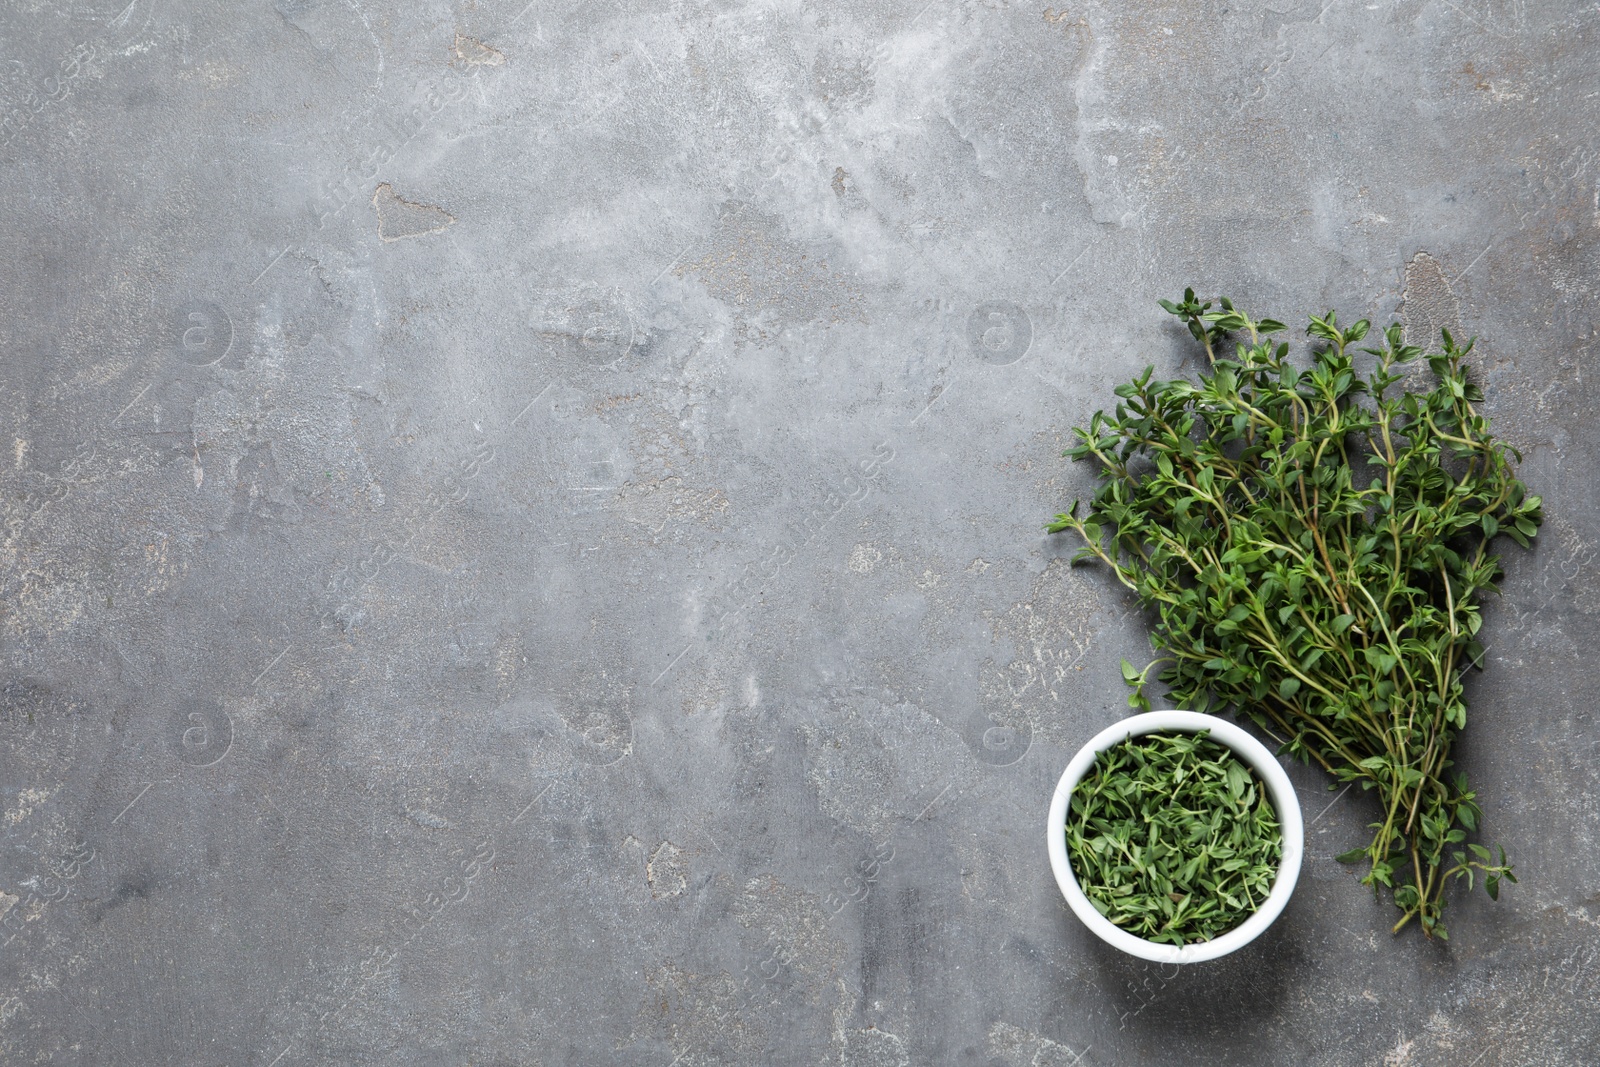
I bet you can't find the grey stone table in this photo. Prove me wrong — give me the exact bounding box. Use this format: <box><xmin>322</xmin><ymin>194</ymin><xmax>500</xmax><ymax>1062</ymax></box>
<box><xmin>2</xmin><ymin>1</ymin><xmax>1596</xmax><ymax>1064</ymax></box>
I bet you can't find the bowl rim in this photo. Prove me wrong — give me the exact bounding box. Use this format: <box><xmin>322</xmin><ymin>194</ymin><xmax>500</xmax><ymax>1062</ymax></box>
<box><xmin>1046</xmin><ymin>709</ymin><xmax>1304</xmax><ymax>964</ymax></box>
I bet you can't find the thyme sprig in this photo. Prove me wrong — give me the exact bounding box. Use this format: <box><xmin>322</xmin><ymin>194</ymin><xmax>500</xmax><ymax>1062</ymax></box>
<box><xmin>1049</xmin><ymin>291</ymin><xmax>1540</xmax><ymax>939</ymax></box>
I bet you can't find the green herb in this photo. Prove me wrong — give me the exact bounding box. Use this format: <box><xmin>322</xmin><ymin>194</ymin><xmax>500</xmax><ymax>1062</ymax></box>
<box><xmin>1049</xmin><ymin>291</ymin><xmax>1539</xmax><ymax>940</ymax></box>
<box><xmin>1067</xmin><ymin>730</ymin><xmax>1283</xmax><ymax>945</ymax></box>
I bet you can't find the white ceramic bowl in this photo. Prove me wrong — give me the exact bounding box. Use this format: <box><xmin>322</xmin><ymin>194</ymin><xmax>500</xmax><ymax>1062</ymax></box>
<box><xmin>1047</xmin><ymin>710</ymin><xmax>1304</xmax><ymax>963</ymax></box>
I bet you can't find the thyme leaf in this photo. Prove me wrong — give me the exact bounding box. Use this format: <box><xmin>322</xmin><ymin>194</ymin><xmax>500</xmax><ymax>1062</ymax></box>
<box><xmin>1067</xmin><ymin>730</ymin><xmax>1282</xmax><ymax>945</ymax></box>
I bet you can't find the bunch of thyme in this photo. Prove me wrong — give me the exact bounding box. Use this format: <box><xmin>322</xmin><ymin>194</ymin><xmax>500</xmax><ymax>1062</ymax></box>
<box><xmin>1068</xmin><ymin>730</ymin><xmax>1283</xmax><ymax>945</ymax></box>
<box><xmin>1049</xmin><ymin>291</ymin><xmax>1541</xmax><ymax>939</ymax></box>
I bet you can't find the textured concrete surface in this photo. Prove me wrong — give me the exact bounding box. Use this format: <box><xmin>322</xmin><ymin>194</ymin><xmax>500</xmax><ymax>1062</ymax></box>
<box><xmin>2</xmin><ymin>1</ymin><xmax>1597</xmax><ymax>1064</ymax></box>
